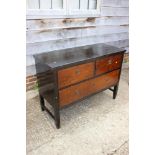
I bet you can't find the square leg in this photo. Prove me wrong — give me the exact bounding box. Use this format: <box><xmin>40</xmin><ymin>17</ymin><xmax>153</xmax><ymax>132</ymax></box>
<box><xmin>54</xmin><ymin>105</ymin><xmax>60</xmax><ymax>129</ymax></box>
<box><xmin>39</xmin><ymin>94</ymin><xmax>45</xmax><ymax>111</ymax></box>
<box><xmin>113</xmin><ymin>84</ymin><xmax>119</xmax><ymax>99</ymax></box>
<box><xmin>39</xmin><ymin>94</ymin><xmax>60</xmax><ymax>129</ymax></box>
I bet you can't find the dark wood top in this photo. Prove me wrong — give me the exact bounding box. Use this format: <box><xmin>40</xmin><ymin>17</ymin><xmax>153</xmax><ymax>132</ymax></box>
<box><xmin>34</xmin><ymin>43</ymin><xmax>125</xmax><ymax>70</ymax></box>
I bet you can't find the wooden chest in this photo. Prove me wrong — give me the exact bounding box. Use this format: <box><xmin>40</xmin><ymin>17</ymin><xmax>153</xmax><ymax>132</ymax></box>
<box><xmin>34</xmin><ymin>43</ymin><xmax>125</xmax><ymax>129</ymax></box>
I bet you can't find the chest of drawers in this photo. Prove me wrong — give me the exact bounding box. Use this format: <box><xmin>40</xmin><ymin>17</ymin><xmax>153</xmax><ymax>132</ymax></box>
<box><xmin>34</xmin><ymin>43</ymin><xmax>125</xmax><ymax>129</ymax></box>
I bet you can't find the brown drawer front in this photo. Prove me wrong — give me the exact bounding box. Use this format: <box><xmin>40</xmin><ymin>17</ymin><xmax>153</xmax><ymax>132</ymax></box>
<box><xmin>59</xmin><ymin>69</ymin><xmax>120</xmax><ymax>107</ymax></box>
<box><xmin>58</xmin><ymin>62</ymin><xmax>94</xmax><ymax>89</ymax></box>
<box><xmin>96</xmin><ymin>53</ymin><xmax>123</xmax><ymax>76</ymax></box>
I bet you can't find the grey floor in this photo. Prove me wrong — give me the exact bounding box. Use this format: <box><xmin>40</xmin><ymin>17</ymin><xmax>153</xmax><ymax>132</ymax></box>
<box><xmin>26</xmin><ymin>68</ymin><xmax>129</xmax><ymax>155</ymax></box>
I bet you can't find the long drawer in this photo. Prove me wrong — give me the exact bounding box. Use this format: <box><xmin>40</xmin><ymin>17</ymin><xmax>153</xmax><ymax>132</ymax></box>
<box><xmin>58</xmin><ymin>62</ymin><xmax>94</xmax><ymax>89</ymax></box>
<box><xmin>59</xmin><ymin>69</ymin><xmax>120</xmax><ymax>107</ymax></box>
<box><xmin>96</xmin><ymin>53</ymin><xmax>123</xmax><ymax>75</ymax></box>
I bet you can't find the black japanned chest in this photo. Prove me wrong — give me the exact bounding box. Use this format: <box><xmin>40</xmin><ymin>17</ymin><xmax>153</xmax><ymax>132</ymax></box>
<box><xmin>34</xmin><ymin>43</ymin><xmax>125</xmax><ymax>129</ymax></box>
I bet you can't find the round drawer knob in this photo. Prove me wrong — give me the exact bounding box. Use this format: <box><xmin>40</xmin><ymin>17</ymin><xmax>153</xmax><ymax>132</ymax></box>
<box><xmin>115</xmin><ymin>61</ymin><xmax>118</xmax><ymax>64</ymax></box>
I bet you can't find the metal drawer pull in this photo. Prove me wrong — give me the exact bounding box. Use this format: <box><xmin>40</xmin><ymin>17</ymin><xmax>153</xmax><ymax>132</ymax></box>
<box><xmin>115</xmin><ymin>61</ymin><xmax>118</xmax><ymax>64</ymax></box>
<box><xmin>108</xmin><ymin>60</ymin><xmax>112</xmax><ymax>64</ymax></box>
<box><xmin>75</xmin><ymin>69</ymin><xmax>80</xmax><ymax>75</ymax></box>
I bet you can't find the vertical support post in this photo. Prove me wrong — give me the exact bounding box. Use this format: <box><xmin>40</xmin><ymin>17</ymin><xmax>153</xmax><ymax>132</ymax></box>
<box><xmin>39</xmin><ymin>94</ymin><xmax>45</xmax><ymax>111</ymax></box>
<box><xmin>113</xmin><ymin>84</ymin><xmax>118</xmax><ymax>99</ymax></box>
<box><xmin>53</xmin><ymin>70</ymin><xmax>60</xmax><ymax>129</ymax></box>
<box><xmin>113</xmin><ymin>51</ymin><xmax>125</xmax><ymax>99</ymax></box>
<box><xmin>54</xmin><ymin>100</ymin><xmax>60</xmax><ymax>129</ymax></box>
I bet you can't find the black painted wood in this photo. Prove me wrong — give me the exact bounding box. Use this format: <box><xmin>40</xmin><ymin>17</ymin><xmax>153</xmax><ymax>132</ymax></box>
<box><xmin>34</xmin><ymin>43</ymin><xmax>125</xmax><ymax>71</ymax></box>
<box><xmin>39</xmin><ymin>94</ymin><xmax>45</xmax><ymax>111</ymax></box>
<box><xmin>113</xmin><ymin>84</ymin><xmax>119</xmax><ymax>99</ymax></box>
<box><xmin>34</xmin><ymin>43</ymin><xmax>125</xmax><ymax>129</ymax></box>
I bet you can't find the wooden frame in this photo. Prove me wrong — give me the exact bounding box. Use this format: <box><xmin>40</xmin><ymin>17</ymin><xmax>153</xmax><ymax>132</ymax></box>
<box><xmin>26</xmin><ymin>0</ymin><xmax>101</xmax><ymax>19</ymax></box>
<box><xmin>34</xmin><ymin>43</ymin><xmax>126</xmax><ymax>128</ymax></box>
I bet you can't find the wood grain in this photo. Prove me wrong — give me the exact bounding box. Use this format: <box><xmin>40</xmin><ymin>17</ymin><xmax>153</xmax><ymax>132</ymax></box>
<box><xmin>26</xmin><ymin>25</ymin><xmax>128</xmax><ymax>43</ymax></box>
<box><xmin>27</xmin><ymin>17</ymin><xmax>129</xmax><ymax>31</ymax></box>
<box><xmin>59</xmin><ymin>69</ymin><xmax>120</xmax><ymax>107</ymax></box>
<box><xmin>27</xmin><ymin>32</ymin><xmax>128</xmax><ymax>55</ymax></box>
<box><xmin>96</xmin><ymin>53</ymin><xmax>123</xmax><ymax>75</ymax></box>
<box><xmin>58</xmin><ymin>62</ymin><xmax>94</xmax><ymax>89</ymax></box>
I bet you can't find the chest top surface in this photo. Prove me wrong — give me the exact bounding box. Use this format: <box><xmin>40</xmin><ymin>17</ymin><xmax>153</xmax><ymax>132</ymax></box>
<box><xmin>34</xmin><ymin>43</ymin><xmax>125</xmax><ymax>70</ymax></box>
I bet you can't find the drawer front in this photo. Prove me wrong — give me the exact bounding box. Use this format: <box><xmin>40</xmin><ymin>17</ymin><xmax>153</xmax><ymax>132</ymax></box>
<box><xmin>59</xmin><ymin>69</ymin><xmax>120</xmax><ymax>107</ymax></box>
<box><xmin>58</xmin><ymin>62</ymin><xmax>94</xmax><ymax>89</ymax></box>
<box><xmin>96</xmin><ymin>53</ymin><xmax>123</xmax><ymax>76</ymax></box>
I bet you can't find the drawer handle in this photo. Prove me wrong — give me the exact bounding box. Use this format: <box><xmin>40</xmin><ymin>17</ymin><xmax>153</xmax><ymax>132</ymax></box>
<box><xmin>75</xmin><ymin>69</ymin><xmax>80</xmax><ymax>75</ymax></box>
<box><xmin>108</xmin><ymin>60</ymin><xmax>112</xmax><ymax>64</ymax></box>
<box><xmin>115</xmin><ymin>61</ymin><xmax>118</xmax><ymax>64</ymax></box>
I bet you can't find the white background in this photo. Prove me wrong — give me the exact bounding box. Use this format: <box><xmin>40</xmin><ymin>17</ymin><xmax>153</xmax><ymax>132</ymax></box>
<box><xmin>0</xmin><ymin>0</ymin><xmax>155</xmax><ymax>154</ymax></box>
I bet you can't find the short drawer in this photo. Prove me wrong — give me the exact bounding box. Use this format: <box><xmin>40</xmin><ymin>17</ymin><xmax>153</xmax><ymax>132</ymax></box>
<box><xmin>58</xmin><ymin>62</ymin><xmax>94</xmax><ymax>89</ymax></box>
<box><xmin>59</xmin><ymin>69</ymin><xmax>120</xmax><ymax>107</ymax></box>
<box><xmin>96</xmin><ymin>53</ymin><xmax>123</xmax><ymax>76</ymax></box>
